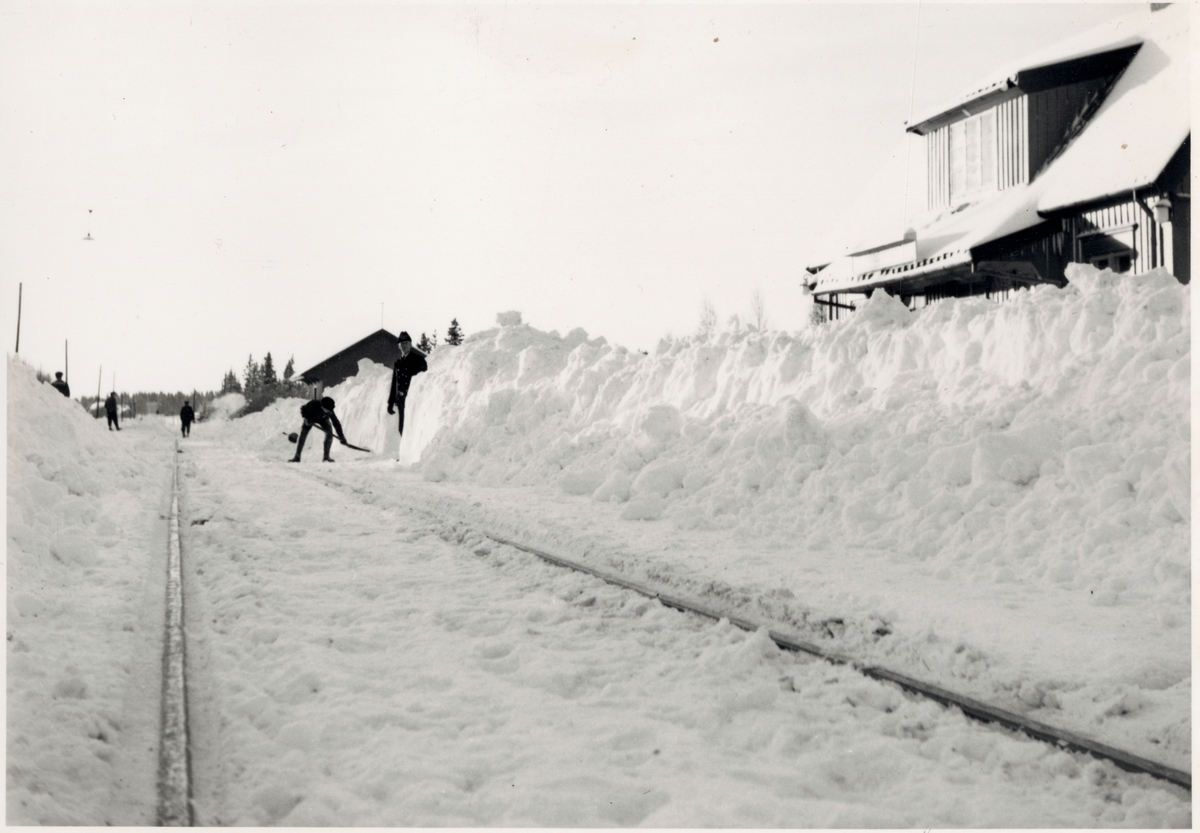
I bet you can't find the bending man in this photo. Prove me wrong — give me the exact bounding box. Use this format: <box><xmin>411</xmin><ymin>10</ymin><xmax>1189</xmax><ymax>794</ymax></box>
<box><xmin>289</xmin><ymin>396</ymin><xmax>346</xmax><ymax>463</ymax></box>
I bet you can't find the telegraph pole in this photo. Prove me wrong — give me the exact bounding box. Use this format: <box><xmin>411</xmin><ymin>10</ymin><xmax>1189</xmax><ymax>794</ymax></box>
<box><xmin>14</xmin><ymin>283</ymin><xmax>21</xmax><ymax>352</ymax></box>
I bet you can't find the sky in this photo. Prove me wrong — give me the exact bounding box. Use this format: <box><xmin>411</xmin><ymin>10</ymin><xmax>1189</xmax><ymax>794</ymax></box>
<box><xmin>1</xmin><ymin>1</ymin><xmax>1145</xmax><ymax>393</ymax></box>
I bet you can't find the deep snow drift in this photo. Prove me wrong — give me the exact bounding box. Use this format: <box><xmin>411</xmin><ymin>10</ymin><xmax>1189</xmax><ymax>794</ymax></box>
<box><xmin>6</xmin><ymin>262</ymin><xmax>1190</xmax><ymax>825</ymax></box>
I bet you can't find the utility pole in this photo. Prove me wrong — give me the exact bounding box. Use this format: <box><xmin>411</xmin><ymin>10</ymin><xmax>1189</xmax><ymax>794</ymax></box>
<box><xmin>95</xmin><ymin>367</ymin><xmax>102</xmax><ymax>418</ymax></box>
<box><xmin>14</xmin><ymin>283</ymin><xmax>21</xmax><ymax>352</ymax></box>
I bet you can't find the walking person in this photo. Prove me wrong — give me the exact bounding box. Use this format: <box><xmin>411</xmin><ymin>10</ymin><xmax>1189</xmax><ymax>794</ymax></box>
<box><xmin>104</xmin><ymin>392</ymin><xmax>121</xmax><ymax>431</ymax></box>
<box><xmin>386</xmin><ymin>331</ymin><xmax>428</xmax><ymax>437</ymax></box>
<box><xmin>180</xmin><ymin>401</ymin><xmax>195</xmax><ymax>437</ymax></box>
<box><xmin>50</xmin><ymin>372</ymin><xmax>70</xmax><ymax>397</ymax></box>
<box><xmin>289</xmin><ymin>396</ymin><xmax>346</xmax><ymax>463</ymax></box>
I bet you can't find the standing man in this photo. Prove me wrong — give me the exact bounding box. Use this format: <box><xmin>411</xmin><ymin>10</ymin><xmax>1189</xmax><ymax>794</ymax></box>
<box><xmin>104</xmin><ymin>391</ymin><xmax>120</xmax><ymax>431</ymax></box>
<box><xmin>180</xmin><ymin>401</ymin><xmax>195</xmax><ymax>437</ymax></box>
<box><xmin>289</xmin><ymin>396</ymin><xmax>346</xmax><ymax>463</ymax></box>
<box><xmin>50</xmin><ymin>372</ymin><xmax>70</xmax><ymax>397</ymax></box>
<box><xmin>387</xmin><ymin>331</ymin><xmax>428</xmax><ymax>437</ymax></box>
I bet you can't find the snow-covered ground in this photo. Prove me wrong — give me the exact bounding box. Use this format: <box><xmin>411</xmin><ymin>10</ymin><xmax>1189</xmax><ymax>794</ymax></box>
<box><xmin>6</xmin><ymin>264</ymin><xmax>1190</xmax><ymax>825</ymax></box>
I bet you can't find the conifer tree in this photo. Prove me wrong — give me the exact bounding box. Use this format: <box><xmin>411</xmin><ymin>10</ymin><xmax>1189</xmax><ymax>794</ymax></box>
<box><xmin>220</xmin><ymin>369</ymin><xmax>243</xmax><ymax>394</ymax></box>
<box><xmin>243</xmin><ymin>355</ymin><xmax>261</xmax><ymax>397</ymax></box>
<box><xmin>283</xmin><ymin>356</ymin><xmax>295</xmax><ymax>380</ymax></box>
<box><xmin>446</xmin><ymin>318</ymin><xmax>464</xmax><ymax>345</ymax></box>
<box><xmin>417</xmin><ymin>333</ymin><xmax>433</xmax><ymax>353</ymax></box>
<box><xmin>261</xmin><ymin>352</ymin><xmax>278</xmax><ymax>388</ymax></box>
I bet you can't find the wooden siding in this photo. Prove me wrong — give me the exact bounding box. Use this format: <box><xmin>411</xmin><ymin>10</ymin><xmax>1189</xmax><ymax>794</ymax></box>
<box><xmin>928</xmin><ymin>95</ymin><xmax>1027</xmax><ymax>211</ymax></box>
<box><xmin>1027</xmin><ymin>77</ymin><xmax>1112</xmax><ymax>178</ymax></box>
<box><xmin>927</xmin><ymin>126</ymin><xmax>950</xmax><ymax>211</ymax></box>
<box><xmin>996</xmin><ymin>96</ymin><xmax>1027</xmax><ymax>191</ymax></box>
<box><xmin>1066</xmin><ymin>197</ymin><xmax>1173</xmax><ymax>276</ymax></box>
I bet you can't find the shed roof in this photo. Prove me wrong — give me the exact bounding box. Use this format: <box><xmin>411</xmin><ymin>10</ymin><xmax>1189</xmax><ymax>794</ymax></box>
<box><xmin>300</xmin><ymin>329</ymin><xmax>397</xmax><ymax>382</ymax></box>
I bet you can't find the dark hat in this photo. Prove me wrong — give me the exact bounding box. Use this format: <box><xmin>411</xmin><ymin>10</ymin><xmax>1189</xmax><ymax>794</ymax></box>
<box><xmin>321</xmin><ymin>396</ymin><xmax>335</xmax><ymax>409</ymax></box>
<box><xmin>398</xmin><ymin>331</ymin><xmax>412</xmax><ymax>343</ymax></box>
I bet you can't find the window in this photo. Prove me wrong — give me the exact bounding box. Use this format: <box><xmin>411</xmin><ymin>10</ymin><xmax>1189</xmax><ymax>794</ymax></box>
<box><xmin>1088</xmin><ymin>253</ymin><xmax>1131</xmax><ymax>273</ymax></box>
<box><xmin>949</xmin><ymin>110</ymin><xmax>997</xmax><ymax>201</ymax></box>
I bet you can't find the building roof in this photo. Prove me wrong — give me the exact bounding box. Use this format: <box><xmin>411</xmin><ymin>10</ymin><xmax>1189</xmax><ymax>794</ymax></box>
<box><xmin>905</xmin><ymin>7</ymin><xmax>1166</xmax><ymax>136</ymax></box>
<box><xmin>300</xmin><ymin>329</ymin><xmax>397</xmax><ymax>382</ymax></box>
<box><xmin>1035</xmin><ymin>3</ymin><xmax>1189</xmax><ymax>213</ymax></box>
<box><xmin>808</xmin><ymin>180</ymin><xmax>1051</xmax><ymax>295</ymax></box>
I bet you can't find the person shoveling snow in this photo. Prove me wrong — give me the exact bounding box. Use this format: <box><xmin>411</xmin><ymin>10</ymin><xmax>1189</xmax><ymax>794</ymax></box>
<box><xmin>287</xmin><ymin>396</ymin><xmax>369</xmax><ymax>462</ymax></box>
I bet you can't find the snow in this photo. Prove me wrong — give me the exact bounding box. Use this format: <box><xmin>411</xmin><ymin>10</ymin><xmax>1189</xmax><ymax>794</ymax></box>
<box><xmin>1037</xmin><ymin>3</ymin><xmax>1189</xmax><ymax>213</ymax></box>
<box><xmin>6</xmin><ymin>263</ymin><xmax>1191</xmax><ymax>825</ymax></box>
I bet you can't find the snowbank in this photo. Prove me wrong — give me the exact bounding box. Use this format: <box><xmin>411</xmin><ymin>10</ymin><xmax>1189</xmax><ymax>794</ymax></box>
<box><xmin>7</xmin><ymin>357</ymin><xmax>175</xmax><ymax>823</ymax></box>
<box><xmin>399</xmin><ymin>266</ymin><xmax>1188</xmax><ymax>612</ymax></box>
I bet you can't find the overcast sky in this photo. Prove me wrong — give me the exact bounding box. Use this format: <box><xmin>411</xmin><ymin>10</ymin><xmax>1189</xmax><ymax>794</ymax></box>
<box><xmin>2</xmin><ymin>2</ymin><xmax>1142</xmax><ymax>394</ymax></box>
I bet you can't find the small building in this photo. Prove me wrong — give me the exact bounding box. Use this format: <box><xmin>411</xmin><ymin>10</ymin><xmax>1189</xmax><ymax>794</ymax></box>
<box><xmin>299</xmin><ymin>329</ymin><xmax>399</xmax><ymax>394</ymax></box>
<box><xmin>806</xmin><ymin>4</ymin><xmax>1189</xmax><ymax>318</ymax></box>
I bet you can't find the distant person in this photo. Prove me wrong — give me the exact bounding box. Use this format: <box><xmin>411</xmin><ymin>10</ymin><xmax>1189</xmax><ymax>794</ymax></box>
<box><xmin>50</xmin><ymin>372</ymin><xmax>70</xmax><ymax>398</ymax></box>
<box><xmin>289</xmin><ymin>396</ymin><xmax>346</xmax><ymax>463</ymax></box>
<box><xmin>387</xmin><ymin>331</ymin><xmax>428</xmax><ymax>437</ymax></box>
<box><xmin>180</xmin><ymin>401</ymin><xmax>195</xmax><ymax>437</ymax></box>
<box><xmin>104</xmin><ymin>392</ymin><xmax>120</xmax><ymax>431</ymax></box>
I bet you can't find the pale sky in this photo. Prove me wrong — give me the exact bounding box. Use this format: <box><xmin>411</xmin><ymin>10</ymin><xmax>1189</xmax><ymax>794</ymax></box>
<box><xmin>2</xmin><ymin>2</ymin><xmax>1142</xmax><ymax>394</ymax></box>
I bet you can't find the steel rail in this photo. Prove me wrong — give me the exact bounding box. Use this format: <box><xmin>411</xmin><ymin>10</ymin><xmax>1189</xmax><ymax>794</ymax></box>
<box><xmin>157</xmin><ymin>445</ymin><xmax>193</xmax><ymax>825</ymax></box>
<box><xmin>484</xmin><ymin>533</ymin><xmax>1191</xmax><ymax>791</ymax></box>
<box><xmin>297</xmin><ymin>471</ymin><xmax>1190</xmax><ymax>791</ymax></box>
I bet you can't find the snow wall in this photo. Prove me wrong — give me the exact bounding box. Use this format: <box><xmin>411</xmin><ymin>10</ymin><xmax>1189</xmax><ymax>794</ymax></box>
<box><xmin>226</xmin><ymin>263</ymin><xmax>1189</xmax><ymax>610</ymax></box>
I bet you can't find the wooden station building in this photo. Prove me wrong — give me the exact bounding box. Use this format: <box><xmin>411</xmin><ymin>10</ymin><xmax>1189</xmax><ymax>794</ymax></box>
<box><xmin>806</xmin><ymin>4</ymin><xmax>1189</xmax><ymax>319</ymax></box>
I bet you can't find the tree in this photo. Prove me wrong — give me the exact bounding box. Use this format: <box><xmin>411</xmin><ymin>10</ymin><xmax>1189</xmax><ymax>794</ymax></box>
<box><xmin>417</xmin><ymin>332</ymin><xmax>433</xmax><ymax>353</ymax></box>
<box><xmin>283</xmin><ymin>356</ymin><xmax>295</xmax><ymax>381</ymax></box>
<box><xmin>243</xmin><ymin>355</ymin><xmax>261</xmax><ymax>396</ymax></box>
<box><xmin>261</xmin><ymin>352</ymin><xmax>278</xmax><ymax>389</ymax></box>
<box><xmin>750</xmin><ymin>289</ymin><xmax>768</xmax><ymax>331</ymax></box>
<box><xmin>697</xmin><ymin>299</ymin><xmax>717</xmax><ymax>338</ymax></box>
<box><xmin>446</xmin><ymin>318</ymin><xmax>464</xmax><ymax>345</ymax></box>
<box><xmin>221</xmin><ymin>369</ymin><xmax>243</xmax><ymax>394</ymax></box>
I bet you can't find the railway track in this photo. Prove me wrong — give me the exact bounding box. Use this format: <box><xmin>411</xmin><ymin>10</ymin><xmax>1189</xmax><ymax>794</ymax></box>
<box><xmin>157</xmin><ymin>444</ymin><xmax>193</xmax><ymax>825</ymax></box>
<box><xmin>154</xmin><ymin>458</ymin><xmax>1188</xmax><ymax>827</ymax></box>
<box><xmin>301</xmin><ymin>467</ymin><xmax>1191</xmax><ymax>792</ymax></box>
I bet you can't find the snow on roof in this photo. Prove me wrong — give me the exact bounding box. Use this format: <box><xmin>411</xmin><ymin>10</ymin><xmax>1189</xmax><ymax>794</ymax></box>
<box><xmin>906</xmin><ymin>6</ymin><xmax>1164</xmax><ymax>134</ymax></box>
<box><xmin>1036</xmin><ymin>3</ymin><xmax>1190</xmax><ymax>213</ymax></box>
<box><xmin>808</xmin><ymin>177</ymin><xmax>1055</xmax><ymax>295</ymax></box>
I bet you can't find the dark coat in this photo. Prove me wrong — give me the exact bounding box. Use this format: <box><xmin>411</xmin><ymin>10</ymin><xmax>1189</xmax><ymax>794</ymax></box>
<box><xmin>300</xmin><ymin>399</ymin><xmax>345</xmax><ymax>441</ymax></box>
<box><xmin>104</xmin><ymin>394</ymin><xmax>118</xmax><ymax>414</ymax></box>
<box><xmin>388</xmin><ymin>350</ymin><xmax>428</xmax><ymax>406</ymax></box>
<box><xmin>51</xmin><ymin>380</ymin><xmax>70</xmax><ymax>397</ymax></box>
<box><xmin>180</xmin><ymin>405</ymin><xmax>195</xmax><ymax>423</ymax></box>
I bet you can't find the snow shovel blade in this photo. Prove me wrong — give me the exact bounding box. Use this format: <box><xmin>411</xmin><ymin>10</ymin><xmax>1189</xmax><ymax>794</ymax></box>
<box><xmin>311</xmin><ymin>424</ymin><xmax>372</xmax><ymax>453</ymax></box>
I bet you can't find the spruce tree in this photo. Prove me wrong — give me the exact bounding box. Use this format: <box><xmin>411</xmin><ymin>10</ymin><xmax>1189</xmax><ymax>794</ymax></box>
<box><xmin>261</xmin><ymin>352</ymin><xmax>278</xmax><ymax>388</ymax></box>
<box><xmin>243</xmin><ymin>355</ymin><xmax>261</xmax><ymax>397</ymax></box>
<box><xmin>418</xmin><ymin>332</ymin><xmax>433</xmax><ymax>353</ymax></box>
<box><xmin>446</xmin><ymin>318</ymin><xmax>464</xmax><ymax>345</ymax></box>
<box><xmin>283</xmin><ymin>356</ymin><xmax>295</xmax><ymax>380</ymax></box>
<box><xmin>221</xmin><ymin>369</ymin><xmax>243</xmax><ymax>395</ymax></box>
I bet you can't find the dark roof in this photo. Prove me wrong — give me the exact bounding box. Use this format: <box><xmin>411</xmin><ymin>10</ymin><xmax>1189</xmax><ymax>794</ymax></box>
<box><xmin>300</xmin><ymin>329</ymin><xmax>397</xmax><ymax>383</ymax></box>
